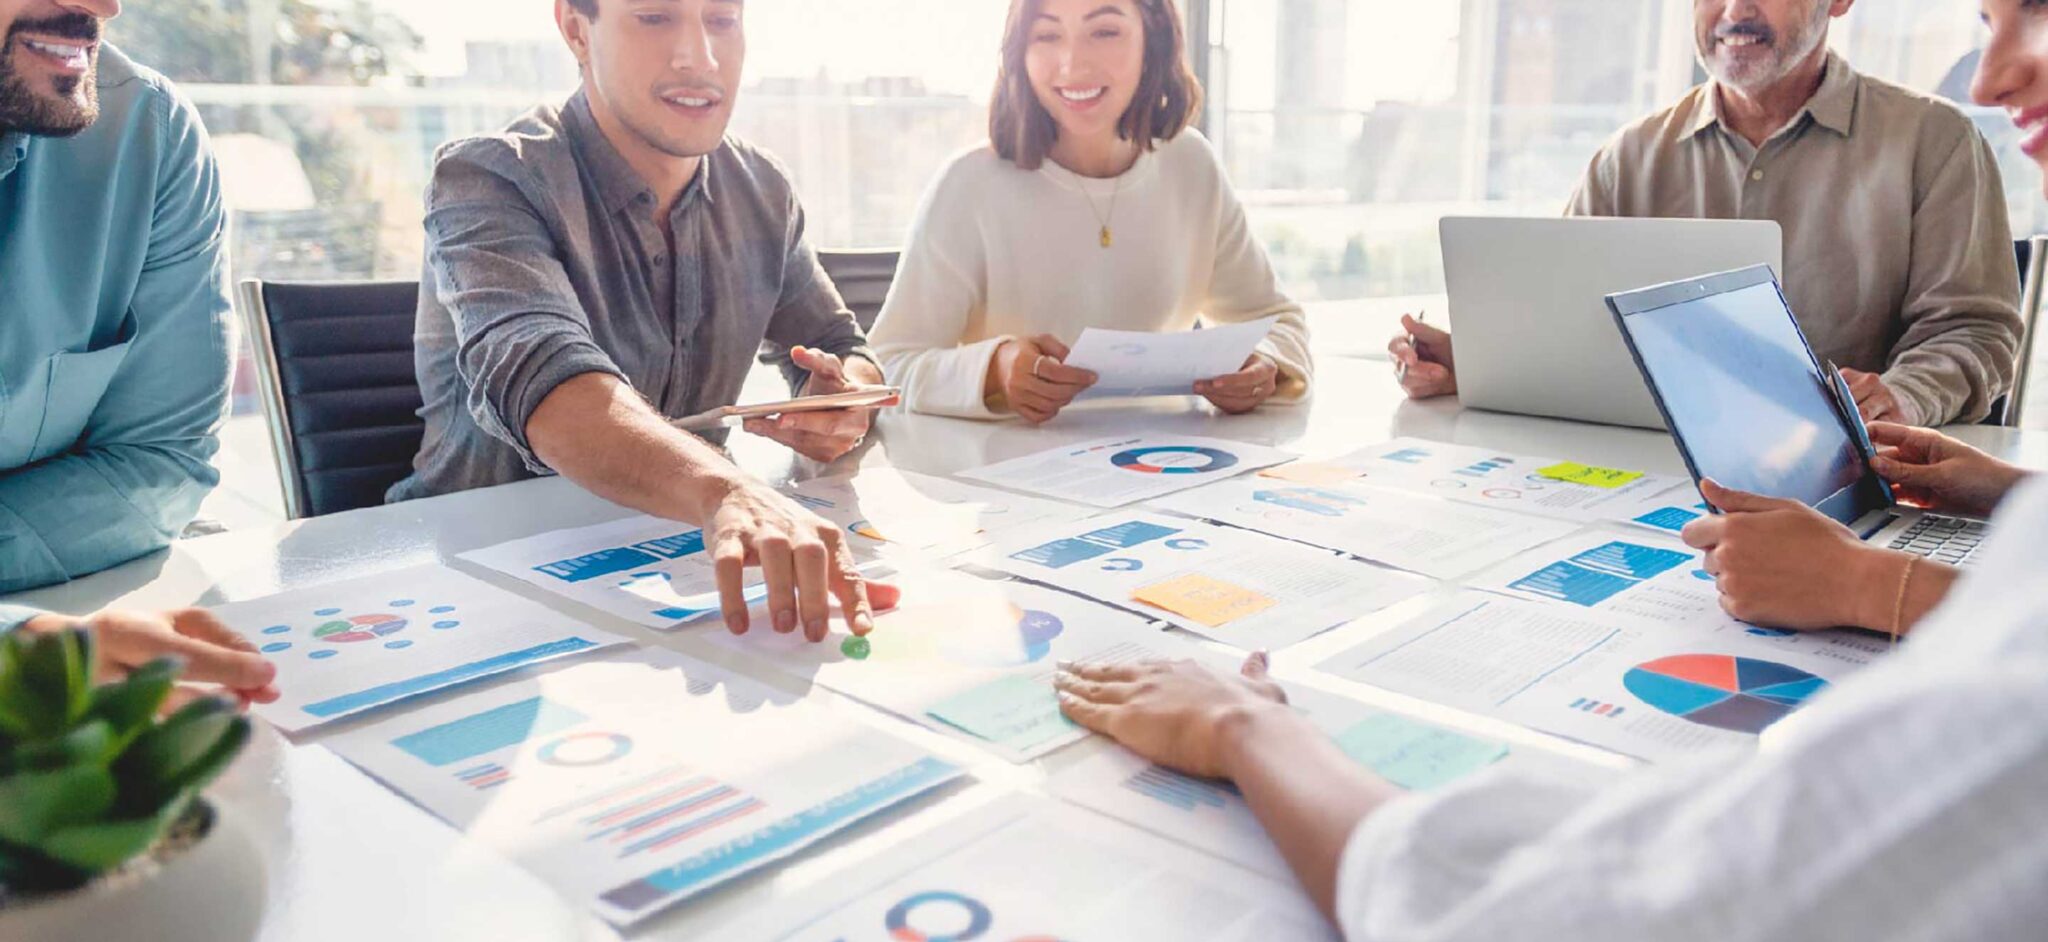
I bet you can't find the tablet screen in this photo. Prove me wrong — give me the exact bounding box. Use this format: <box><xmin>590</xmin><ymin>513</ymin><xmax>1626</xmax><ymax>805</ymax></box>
<box><xmin>1619</xmin><ymin>280</ymin><xmax>1866</xmax><ymax>509</ymax></box>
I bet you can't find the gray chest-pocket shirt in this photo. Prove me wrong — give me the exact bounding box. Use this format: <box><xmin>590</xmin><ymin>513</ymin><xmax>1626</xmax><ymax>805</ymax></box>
<box><xmin>390</xmin><ymin>90</ymin><xmax>873</xmax><ymax>503</ymax></box>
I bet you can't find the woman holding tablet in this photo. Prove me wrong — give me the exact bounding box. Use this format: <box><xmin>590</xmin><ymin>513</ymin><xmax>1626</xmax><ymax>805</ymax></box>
<box><xmin>868</xmin><ymin>0</ymin><xmax>1313</xmax><ymax>424</ymax></box>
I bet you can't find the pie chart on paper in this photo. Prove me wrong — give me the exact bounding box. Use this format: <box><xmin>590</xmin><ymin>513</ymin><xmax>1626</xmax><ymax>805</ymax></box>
<box><xmin>1622</xmin><ymin>654</ymin><xmax>1827</xmax><ymax>734</ymax></box>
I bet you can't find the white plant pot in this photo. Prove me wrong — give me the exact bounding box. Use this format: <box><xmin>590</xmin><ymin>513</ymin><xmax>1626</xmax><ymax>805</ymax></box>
<box><xmin>0</xmin><ymin>799</ymin><xmax>268</xmax><ymax>942</ymax></box>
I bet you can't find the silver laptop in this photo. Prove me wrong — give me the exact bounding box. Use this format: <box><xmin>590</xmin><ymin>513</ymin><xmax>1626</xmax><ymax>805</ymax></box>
<box><xmin>1610</xmin><ymin>265</ymin><xmax>1990</xmax><ymax>567</ymax></box>
<box><xmin>1440</xmin><ymin>216</ymin><xmax>1783</xmax><ymax>430</ymax></box>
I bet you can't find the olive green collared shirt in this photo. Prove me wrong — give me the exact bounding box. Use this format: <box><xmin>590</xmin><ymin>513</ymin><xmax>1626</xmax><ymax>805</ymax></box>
<box><xmin>1568</xmin><ymin>53</ymin><xmax>2023</xmax><ymax>426</ymax></box>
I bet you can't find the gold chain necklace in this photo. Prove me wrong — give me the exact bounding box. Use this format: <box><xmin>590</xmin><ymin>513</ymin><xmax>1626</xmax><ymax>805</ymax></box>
<box><xmin>1079</xmin><ymin>171</ymin><xmax>1122</xmax><ymax>249</ymax></box>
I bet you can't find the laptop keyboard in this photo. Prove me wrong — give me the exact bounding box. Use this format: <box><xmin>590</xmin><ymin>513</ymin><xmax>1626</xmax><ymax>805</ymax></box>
<box><xmin>1886</xmin><ymin>517</ymin><xmax>1989</xmax><ymax>566</ymax></box>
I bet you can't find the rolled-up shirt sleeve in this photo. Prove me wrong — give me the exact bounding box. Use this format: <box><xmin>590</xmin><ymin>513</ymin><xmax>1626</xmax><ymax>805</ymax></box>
<box><xmin>1884</xmin><ymin>125</ymin><xmax>2023</xmax><ymax>426</ymax></box>
<box><xmin>1332</xmin><ymin>658</ymin><xmax>2048</xmax><ymax>942</ymax></box>
<box><xmin>421</xmin><ymin>146</ymin><xmax>626</xmax><ymax>473</ymax></box>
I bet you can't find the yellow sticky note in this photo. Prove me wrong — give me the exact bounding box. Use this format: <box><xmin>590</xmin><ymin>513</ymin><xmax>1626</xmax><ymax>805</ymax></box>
<box><xmin>1259</xmin><ymin>461</ymin><xmax>1362</xmax><ymax>486</ymax></box>
<box><xmin>1131</xmin><ymin>574</ymin><xmax>1279</xmax><ymax>627</ymax></box>
<box><xmin>1536</xmin><ymin>461</ymin><xmax>1645</xmax><ymax>489</ymax></box>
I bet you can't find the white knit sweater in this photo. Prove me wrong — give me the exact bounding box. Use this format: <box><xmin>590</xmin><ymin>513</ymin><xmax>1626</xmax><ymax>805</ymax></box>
<box><xmin>868</xmin><ymin>130</ymin><xmax>1314</xmax><ymax>419</ymax></box>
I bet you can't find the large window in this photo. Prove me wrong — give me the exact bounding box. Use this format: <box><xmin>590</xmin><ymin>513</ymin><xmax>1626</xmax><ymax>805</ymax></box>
<box><xmin>105</xmin><ymin>0</ymin><xmax>1014</xmax><ymax>525</ymax></box>
<box><xmin>1199</xmin><ymin>0</ymin><xmax>2043</xmax><ymax>318</ymax></box>
<box><xmin>93</xmin><ymin>1</ymin><xmax>2044</xmax><ymax>525</ymax></box>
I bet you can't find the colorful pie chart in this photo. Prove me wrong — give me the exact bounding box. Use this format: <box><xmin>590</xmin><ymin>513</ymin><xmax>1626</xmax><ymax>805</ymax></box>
<box><xmin>1622</xmin><ymin>654</ymin><xmax>1827</xmax><ymax>734</ymax></box>
<box><xmin>313</xmin><ymin>613</ymin><xmax>409</xmax><ymax>644</ymax></box>
<box><xmin>1110</xmin><ymin>446</ymin><xmax>1239</xmax><ymax>475</ymax></box>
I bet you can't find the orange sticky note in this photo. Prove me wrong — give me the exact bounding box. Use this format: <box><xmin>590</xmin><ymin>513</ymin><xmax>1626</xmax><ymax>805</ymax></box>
<box><xmin>1259</xmin><ymin>461</ymin><xmax>1362</xmax><ymax>486</ymax></box>
<box><xmin>1131</xmin><ymin>574</ymin><xmax>1279</xmax><ymax>627</ymax></box>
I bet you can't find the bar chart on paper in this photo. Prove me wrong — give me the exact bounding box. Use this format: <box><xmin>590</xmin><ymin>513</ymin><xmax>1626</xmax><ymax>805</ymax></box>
<box><xmin>971</xmin><ymin>513</ymin><xmax>1429</xmax><ymax>650</ymax></box>
<box><xmin>326</xmin><ymin>652</ymin><xmax>961</xmax><ymax>927</ymax></box>
<box><xmin>462</xmin><ymin>517</ymin><xmax>769</xmax><ymax>629</ymax></box>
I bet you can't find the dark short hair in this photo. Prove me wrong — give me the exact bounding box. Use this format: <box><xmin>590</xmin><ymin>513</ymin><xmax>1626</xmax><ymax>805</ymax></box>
<box><xmin>989</xmin><ymin>0</ymin><xmax>1203</xmax><ymax>171</ymax></box>
<box><xmin>565</xmin><ymin>0</ymin><xmax>597</xmax><ymax>17</ymax></box>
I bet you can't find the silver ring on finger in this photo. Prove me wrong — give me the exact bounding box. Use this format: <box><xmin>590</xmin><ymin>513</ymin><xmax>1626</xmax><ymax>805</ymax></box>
<box><xmin>1032</xmin><ymin>355</ymin><xmax>1048</xmax><ymax>381</ymax></box>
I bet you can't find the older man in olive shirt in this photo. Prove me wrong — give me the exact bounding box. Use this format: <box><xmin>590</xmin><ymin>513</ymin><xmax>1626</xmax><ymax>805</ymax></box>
<box><xmin>394</xmin><ymin>0</ymin><xmax>895</xmax><ymax>643</ymax></box>
<box><xmin>1392</xmin><ymin>0</ymin><xmax>2023</xmax><ymax>427</ymax></box>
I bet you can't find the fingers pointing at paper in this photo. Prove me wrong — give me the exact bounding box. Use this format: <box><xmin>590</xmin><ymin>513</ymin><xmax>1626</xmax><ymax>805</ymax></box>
<box><xmin>706</xmin><ymin>478</ymin><xmax>888</xmax><ymax>641</ymax></box>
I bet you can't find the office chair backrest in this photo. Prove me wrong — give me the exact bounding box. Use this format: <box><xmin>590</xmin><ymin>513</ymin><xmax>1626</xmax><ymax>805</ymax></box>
<box><xmin>236</xmin><ymin>279</ymin><xmax>424</xmax><ymax>519</ymax></box>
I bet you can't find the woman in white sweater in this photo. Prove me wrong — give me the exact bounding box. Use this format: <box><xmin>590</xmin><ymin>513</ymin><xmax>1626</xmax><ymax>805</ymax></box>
<box><xmin>868</xmin><ymin>0</ymin><xmax>1313</xmax><ymax>423</ymax></box>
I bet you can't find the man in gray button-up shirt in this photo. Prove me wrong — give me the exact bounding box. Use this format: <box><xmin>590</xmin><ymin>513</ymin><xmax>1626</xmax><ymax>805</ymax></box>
<box><xmin>393</xmin><ymin>0</ymin><xmax>893</xmax><ymax>641</ymax></box>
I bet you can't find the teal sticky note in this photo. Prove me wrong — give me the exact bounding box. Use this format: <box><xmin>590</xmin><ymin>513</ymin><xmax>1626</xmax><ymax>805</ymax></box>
<box><xmin>926</xmin><ymin>674</ymin><xmax>1077</xmax><ymax>752</ymax></box>
<box><xmin>1331</xmin><ymin>714</ymin><xmax>1509</xmax><ymax>791</ymax></box>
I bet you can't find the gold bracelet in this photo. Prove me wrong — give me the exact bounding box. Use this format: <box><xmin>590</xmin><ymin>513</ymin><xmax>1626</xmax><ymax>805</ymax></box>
<box><xmin>1890</xmin><ymin>556</ymin><xmax>1920</xmax><ymax>646</ymax></box>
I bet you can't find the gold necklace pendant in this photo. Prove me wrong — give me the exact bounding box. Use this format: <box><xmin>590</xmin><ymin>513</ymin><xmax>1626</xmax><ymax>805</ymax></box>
<box><xmin>1099</xmin><ymin>226</ymin><xmax>1113</xmax><ymax>249</ymax></box>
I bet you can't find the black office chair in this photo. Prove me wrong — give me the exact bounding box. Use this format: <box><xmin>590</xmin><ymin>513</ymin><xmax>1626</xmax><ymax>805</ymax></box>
<box><xmin>758</xmin><ymin>249</ymin><xmax>903</xmax><ymax>383</ymax></box>
<box><xmin>2001</xmin><ymin>237</ymin><xmax>2046</xmax><ymax>428</ymax></box>
<box><xmin>819</xmin><ymin>248</ymin><xmax>902</xmax><ymax>334</ymax></box>
<box><xmin>236</xmin><ymin>279</ymin><xmax>425</xmax><ymax>519</ymax></box>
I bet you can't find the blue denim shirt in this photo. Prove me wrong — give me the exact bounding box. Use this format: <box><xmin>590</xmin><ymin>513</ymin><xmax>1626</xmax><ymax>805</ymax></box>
<box><xmin>0</xmin><ymin>45</ymin><xmax>230</xmax><ymax>596</ymax></box>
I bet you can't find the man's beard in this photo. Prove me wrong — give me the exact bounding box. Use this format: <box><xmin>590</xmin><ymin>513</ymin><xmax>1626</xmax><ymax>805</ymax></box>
<box><xmin>0</xmin><ymin>14</ymin><xmax>103</xmax><ymax>138</ymax></box>
<box><xmin>1698</xmin><ymin>2</ymin><xmax>1832</xmax><ymax>94</ymax></box>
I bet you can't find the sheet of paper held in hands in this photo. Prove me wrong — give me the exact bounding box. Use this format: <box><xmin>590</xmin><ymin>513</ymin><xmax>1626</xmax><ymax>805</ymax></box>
<box><xmin>1064</xmin><ymin>317</ymin><xmax>1280</xmax><ymax>400</ymax></box>
<box><xmin>215</xmin><ymin>565</ymin><xmax>628</xmax><ymax>733</ymax></box>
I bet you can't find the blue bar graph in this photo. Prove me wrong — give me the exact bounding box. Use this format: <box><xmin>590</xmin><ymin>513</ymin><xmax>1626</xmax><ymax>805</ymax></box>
<box><xmin>391</xmin><ymin>695</ymin><xmax>589</xmax><ymax>767</ymax></box>
<box><xmin>1633</xmin><ymin>507</ymin><xmax>1702</xmax><ymax>532</ymax></box>
<box><xmin>1078</xmin><ymin>520</ymin><xmax>1181</xmax><ymax>549</ymax></box>
<box><xmin>630</xmin><ymin>531</ymin><xmax>707</xmax><ymax>560</ymax></box>
<box><xmin>1122</xmin><ymin>765</ymin><xmax>1235</xmax><ymax>812</ymax></box>
<box><xmin>534</xmin><ymin>547</ymin><xmax>663</xmax><ymax>583</ymax></box>
<box><xmin>1570</xmin><ymin>541</ymin><xmax>1691</xmax><ymax>580</ymax></box>
<box><xmin>1510</xmin><ymin>561</ymin><xmax>1641</xmax><ymax>607</ymax></box>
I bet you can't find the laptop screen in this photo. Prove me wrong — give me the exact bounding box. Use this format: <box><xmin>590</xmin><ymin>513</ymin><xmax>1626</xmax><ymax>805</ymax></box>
<box><xmin>1615</xmin><ymin>278</ymin><xmax>1869</xmax><ymax>511</ymax></box>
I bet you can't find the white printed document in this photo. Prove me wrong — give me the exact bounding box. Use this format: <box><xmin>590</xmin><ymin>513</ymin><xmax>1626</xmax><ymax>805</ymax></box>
<box><xmin>1050</xmin><ymin>679</ymin><xmax>1507</xmax><ymax>877</ymax></box>
<box><xmin>1293</xmin><ymin>437</ymin><xmax>1703</xmax><ymax>529</ymax></box>
<box><xmin>775</xmin><ymin>795</ymin><xmax>1335</xmax><ymax>942</ymax></box>
<box><xmin>326</xmin><ymin>651</ymin><xmax>962</xmax><ymax>927</ymax></box>
<box><xmin>214</xmin><ymin>565</ymin><xmax>626</xmax><ymax>733</ymax></box>
<box><xmin>966</xmin><ymin>512</ymin><xmax>1428</xmax><ymax>650</ymax></box>
<box><xmin>1150</xmin><ymin>475</ymin><xmax>1577</xmax><ymax>579</ymax></box>
<box><xmin>961</xmin><ymin>435</ymin><xmax>1292</xmax><ymax>508</ymax></box>
<box><xmin>1064</xmin><ymin>317</ymin><xmax>1280</xmax><ymax>400</ymax></box>
<box><xmin>1317</xmin><ymin>590</ymin><xmax>1884</xmax><ymax>761</ymax></box>
<box><xmin>782</xmin><ymin>468</ymin><xmax>1087</xmax><ymax>562</ymax></box>
<box><xmin>461</xmin><ymin>516</ymin><xmax>766</xmax><ymax>630</ymax></box>
<box><xmin>701</xmin><ymin>566</ymin><xmax>1181</xmax><ymax>761</ymax></box>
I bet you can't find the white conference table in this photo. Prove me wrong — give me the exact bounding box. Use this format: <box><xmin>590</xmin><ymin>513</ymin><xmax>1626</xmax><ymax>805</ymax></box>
<box><xmin>9</xmin><ymin>356</ymin><xmax>2044</xmax><ymax>942</ymax></box>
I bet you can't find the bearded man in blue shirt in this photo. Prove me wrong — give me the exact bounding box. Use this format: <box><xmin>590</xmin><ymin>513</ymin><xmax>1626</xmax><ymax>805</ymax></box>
<box><xmin>0</xmin><ymin>0</ymin><xmax>231</xmax><ymax>598</ymax></box>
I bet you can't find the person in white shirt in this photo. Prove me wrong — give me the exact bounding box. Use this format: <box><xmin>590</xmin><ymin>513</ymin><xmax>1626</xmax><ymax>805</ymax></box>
<box><xmin>867</xmin><ymin>0</ymin><xmax>1312</xmax><ymax>424</ymax></box>
<box><xmin>1052</xmin><ymin>13</ymin><xmax>2048</xmax><ymax>934</ymax></box>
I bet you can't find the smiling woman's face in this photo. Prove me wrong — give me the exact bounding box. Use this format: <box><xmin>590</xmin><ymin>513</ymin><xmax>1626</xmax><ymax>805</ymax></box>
<box><xmin>1975</xmin><ymin>0</ymin><xmax>2048</xmax><ymax>196</ymax></box>
<box><xmin>1023</xmin><ymin>0</ymin><xmax>1146</xmax><ymax>151</ymax></box>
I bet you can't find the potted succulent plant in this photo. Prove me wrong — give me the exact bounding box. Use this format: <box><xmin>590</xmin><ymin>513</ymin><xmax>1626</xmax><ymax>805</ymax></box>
<box><xmin>0</xmin><ymin>628</ymin><xmax>267</xmax><ymax>942</ymax></box>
